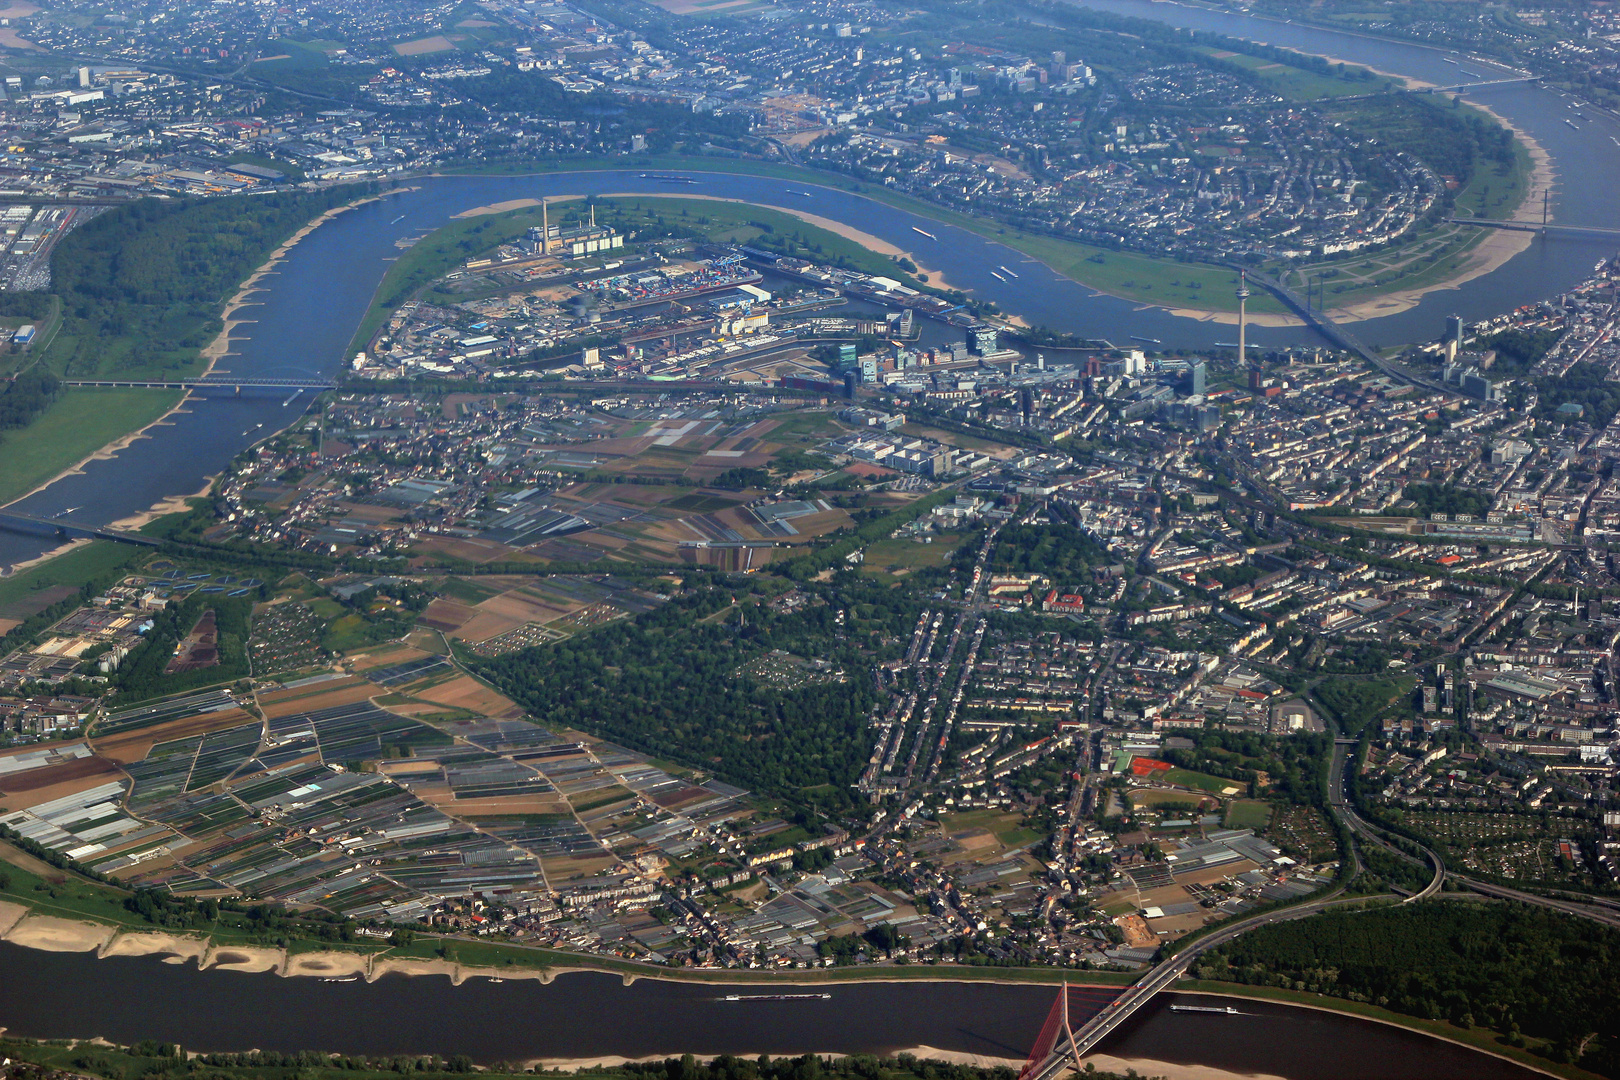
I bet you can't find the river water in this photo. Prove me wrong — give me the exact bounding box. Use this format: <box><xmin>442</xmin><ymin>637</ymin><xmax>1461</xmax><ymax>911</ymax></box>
<box><xmin>4</xmin><ymin>19</ymin><xmax>1619</xmax><ymax>566</ymax></box>
<box><xmin>0</xmin><ymin>943</ymin><xmax>1545</xmax><ymax>1079</ymax></box>
<box><xmin>0</xmin><ymin>12</ymin><xmax>1599</xmax><ymax>1074</ymax></box>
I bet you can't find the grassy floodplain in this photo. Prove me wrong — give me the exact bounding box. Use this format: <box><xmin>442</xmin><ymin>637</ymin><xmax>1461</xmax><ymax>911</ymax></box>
<box><xmin>0</xmin><ymin>388</ymin><xmax>183</xmax><ymax>507</ymax></box>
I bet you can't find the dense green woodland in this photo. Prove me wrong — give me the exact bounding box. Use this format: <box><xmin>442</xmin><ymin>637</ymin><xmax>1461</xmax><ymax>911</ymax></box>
<box><xmin>1195</xmin><ymin>901</ymin><xmax>1620</xmax><ymax>1075</ymax></box>
<box><xmin>477</xmin><ymin>580</ymin><xmax>924</xmax><ymax>814</ymax></box>
<box><xmin>40</xmin><ymin>186</ymin><xmax>369</xmax><ymax>379</ymax></box>
<box><xmin>111</xmin><ymin>591</ymin><xmax>256</xmax><ymax>702</ymax></box>
<box><xmin>987</xmin><ymin>523</ymin><xmax>1109</xmax><ymax>581</ymax></box>
<box><xmin>0</xmin><ymin>367</ymin><xmax>58</xmax><ymax>447</ymax></box>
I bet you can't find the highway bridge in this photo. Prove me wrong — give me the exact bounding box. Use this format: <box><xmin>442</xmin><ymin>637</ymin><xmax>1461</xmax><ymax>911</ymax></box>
<box><xmin>1448</xmin><ymin>217</ymin><xmax>1620</xmax><ymax>240</ymax></box>
<box><xmin>1422</xmin><ymin>75</ymin><xmax>1541</xmax><ymax>93</ymax></box>
<box><xmin>0</xmin><ymin>509</ymin><xmax>161</xmax><ymax>547</ymax></box>
<box><xmin>1016</xmin><ymin>734</ymin><xmax>1441</xmax><ymax>1080</ymax></box>
<box><xmin>63</xmin><ymin>377</ymin><xmax>337</xmax><ymax>391</ymax></box>
<box><xmin>1239</xmin><ymin>267</ymin><xmax>1449</xmax><ymax>394</ymax></box>
<box><xmin>1019</xmin><ymin>891</ymin><xmax>1373</xmax><ymax>1080</ymax></box>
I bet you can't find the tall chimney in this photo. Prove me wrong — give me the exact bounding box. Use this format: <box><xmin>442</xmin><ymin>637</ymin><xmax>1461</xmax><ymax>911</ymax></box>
<box><xmin>541</xmin><ymin>198</ymin><xmax>549</xmax><ymax>255</ymax></box>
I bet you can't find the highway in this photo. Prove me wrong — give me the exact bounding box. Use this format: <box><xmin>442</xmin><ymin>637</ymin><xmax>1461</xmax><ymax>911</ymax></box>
<box><xmin>1326</xmin><ymin>735</ymin><xmax>1445</xmax><ymax>901</ymax></box>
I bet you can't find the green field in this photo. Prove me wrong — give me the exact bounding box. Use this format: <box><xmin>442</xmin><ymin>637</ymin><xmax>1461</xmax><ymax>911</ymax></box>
<box><xmin>1163</xmin><ymin>767</ymin><xmax>1245</xmax><ymax>795</ymax></box>
<box><xmin>0</xmin><ymin>541</ymin><xmax>141</xmax><ymax>612</ymax></box>
<box><xmin>1202</xmin><ymin>48</ymin><xmax>1397</xmax><ymax>101</ymax></box>
<box><xmin>0</xmin><ymin>388</ymin><xmax>183</xmax><ymax>506</ymax></box>
<box><xmin>861</xmin><ymin>535</ymin><xmax>965</xmax><ymax>581</ymax></box>
<box><xmin>1128</xmin><ymin>789</ymin><xmax>1207</xmax><ymax>811</ymax></box>
<box><xmin>941</xmin><ymin>807</ymin><xmax>1041</xmax><ymax>848</ymax></box>
<box><xmin>1224</xmin><ymin>799</ymin><xmax>1274</xmax><ymax>830</ymax></box>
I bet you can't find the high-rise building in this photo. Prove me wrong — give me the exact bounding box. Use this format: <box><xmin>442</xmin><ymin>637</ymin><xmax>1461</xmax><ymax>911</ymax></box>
<box><xmin>967</xmin><ymin>324</ymin><xmax>998</xmax><ymax>355</ymax></box>
<box><xmin>1187</xmin><ymin>359</ymin><xmax>1206</xmax><ymax>397</ymax></box>
<box><xmin>1444</xmin><ymin>314</ymin><xmax>1464</xmax><ymax>364</ymax></box>
<box><xmin>838</xmin><ymin>342</ymin><xmax>857</xmax><ymax>369</ymax></box>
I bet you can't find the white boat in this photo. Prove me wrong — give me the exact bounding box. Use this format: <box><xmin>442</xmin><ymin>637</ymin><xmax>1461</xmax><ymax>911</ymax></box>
<box><xmin>911</xmin><ymin>227</ymin><xmax>937</xmax><ymax>240</ymax></box>
<box><xmin>990</xmin><ymin>270</ymin><xmax>1007</xmax><ymax>282</ymax></box>
<box><xmin>999</xmin><ymin>265</ymin><xmax>1020</xmax><ymax>278</ymax></box>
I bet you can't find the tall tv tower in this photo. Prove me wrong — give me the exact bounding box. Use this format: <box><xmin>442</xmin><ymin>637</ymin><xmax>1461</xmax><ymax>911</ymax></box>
<box><xmin>1236</xmin><ymin>270</ymin><xmax>1250</xmax><ymax>371</ymax></box>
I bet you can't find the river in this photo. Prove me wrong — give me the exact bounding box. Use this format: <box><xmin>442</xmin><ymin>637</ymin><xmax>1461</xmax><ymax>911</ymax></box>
<box><xmin>4</xmin><ymin>17</ymin><xmax>1620</xmax><ymax>567</ymax></box>
<box><xmin>0</xmin><ymin>943</ymin><xmax>1547</xmax><ymax>1079</ymax></box>
<box><xmin>0</xmin><ymin>12</ymin><xmax>1602</xmax><ymax>1074</ymax></box>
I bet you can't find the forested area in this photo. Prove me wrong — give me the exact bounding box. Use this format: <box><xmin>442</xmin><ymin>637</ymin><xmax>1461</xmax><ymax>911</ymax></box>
<box><xmin>1314</xmin><ymin>675</ymin><xmax>1415</xmax><ymax>734</ymax></box>
<box><xmin>1398</xmin><ymin>482</ymin><xmax>1492</xmax><ymax>520</ymax></box>
<box><xmin>987</xmin><ymin>523</ymin><xmax>1110</xmax><ymax>580</ymax></box>
<box><xmin>42</xmin><ymin>185</ymin><xmax>368</xmax><ymax>379</ymax></box>
<box><xmin>1195</xmin><ymin>902</ymin><xmax>1620</xmax><ymax>1074</ymax></box>
<box><xmin>0</xmin><ymin>367</ymin><xmax>58</xmax><ymax>445</ymax></box>
<box><xmin>1482</xmin><ymin>326</ymin><xmax>1561</xmax><ymax>375</ymax></box>
<box><xmin>112</xmin><ymin>592</ymin><xmax>255</xmax><ymax>701</ymax></box>
<box><xmin>477</xmin><ymin>581</ymin><xmax>923</xmax><ymax>814</ymax></box>
<box><xmin>1160</xmin><ymin>730</ymin><xmax>1328</xmax><ymax>806</ymax></box>
<box><xmin>1536</xmin><ymin>361</ymin><xmax>1620</xmax><ymax>428</ymax></box>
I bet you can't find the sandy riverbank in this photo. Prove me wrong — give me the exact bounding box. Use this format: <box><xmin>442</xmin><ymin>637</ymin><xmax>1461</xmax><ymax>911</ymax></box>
<box><xmin>100</xmin><ymin>930</ymin><xmax>210</xmax><ymax>966</ymax></box>
<box><xmin>1158</xmin><ymin>304</ymin><xmax>1303</xmax><ymax>329</ymax></box>
<box><xmin>0</xmin><ymin>397</ymin><xmax>192</xmax><ymax>514</ymax></box>
<box><xmin>453</xmin><ymin>192</ymin><xmax>969</xmax><ymax>294</ymax></box>
<box><xmin>107</xmin><ymin>476</ymin><xmax>216</xmax><ymax>533</ymax></box>
<box><xmin>198</xmin><ymin>190</ymin><xmax>410</xmax><ymax>378</ymax></box>
<box><xmin>0</xmin><ymin>537</ymin><xmax>91</xmax><ymax>578</ymax></box>
<box><xmin>6</xmin><ymin>913</ymin><xmax>117</xmax><ymax>953</ymax></box>
<box><xmin>1263</xmin><ymin>47</ymin><xmax>1556</xmax><ymax>323</ymax></box>
<box><xmin>0</xmin><ymin>188</ymin><xmax>401</xmax><ymax>573</ymax></box>
<box><xmin>0</xmin><ymin>912</ymin><xmax>1565</xmax><ymax>1078</ymax></box>
<box><xmin>1078</xmin><ymin>1056</ymin><xmax>1275</xmax><ymax>1080</ymax></box>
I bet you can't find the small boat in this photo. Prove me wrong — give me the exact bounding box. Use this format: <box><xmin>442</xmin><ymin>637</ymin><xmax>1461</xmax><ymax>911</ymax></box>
<box><xmin>911</xmin><ymin>227</ymin><xmax>937</xmax><ymax>240</ymax></box>
<box><xmin>1130</xmin><ymin>335</ymin><xmax>1162</xmax><ymax>344</ymax></box>
<box><xmin>792</xmin><ymin>190</ymin><xmax>814</xmax><ymax>197</ymax></box>
<box><xmin>390</xmin><ymin>214</ymin><xmax>405</xmax><ymax>224</ymax></box>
